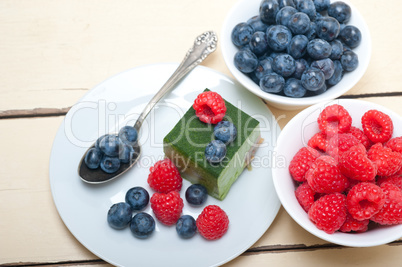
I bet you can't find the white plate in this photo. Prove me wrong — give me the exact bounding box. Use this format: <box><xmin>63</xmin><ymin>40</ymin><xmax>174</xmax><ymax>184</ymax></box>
<box><xmin>49</xmin><ymin>63</ymin><xmax>281</xmax><ymax>267</ymax></box>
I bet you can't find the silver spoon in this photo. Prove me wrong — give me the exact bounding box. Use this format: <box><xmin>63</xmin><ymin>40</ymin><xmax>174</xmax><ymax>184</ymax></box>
<box><xmin>78</xmin><ymin>31</ymin><xmax>218</xmax><ymax>184</ymax></box>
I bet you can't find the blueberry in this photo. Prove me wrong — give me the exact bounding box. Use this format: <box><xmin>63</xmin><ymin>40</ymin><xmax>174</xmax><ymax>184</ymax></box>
<box><xmin>295</xmin><ymin>0</ymin><xmax>316</xmax><ymax>21</ymax></box>
<box><xmin>176</xmin><ymin>215</ymin><xmax>197</xmax><ymax>239</ymax></box>
<box><xmin>307</xmin><ymin>39</ymin><xmax>332</xmax><ymax>59</ymax></box>
<box><xmin>288</xmin><ymin>12</ymin><xmax>311</xmax><ymax>35</ymax></box>
<box><xmin>118</xmin><ymin>126</ymin><xmax>138</xmax><ymax>146</ymax></box>
<box><xmin>313</xmin><ymin>0</ymin><xmax>330</xmax><ymax>12</ymax></box>
<box><xmin>130</xmin><ymin>212</ymin><xmax>155</xmax><ymax>239</ymax></box>
<box><xmin>328</xmin><ymin>1</ymin><xmax>352</xmax><ymax>24</ymax></box>
<box><xmin>234</xmin><ymin>50</ymin><xmax>259</xmax><ymax>73</ymax></box>
<box><xmin>341</xmin><ymin>50</ymin><xmax>359</xmax><ymax>72</ymax></box>
<box><xmin>284</xmin><ymin>78</ymin><xmax>306</xmax><ymax>97</ymax></box>
<box><xmin>301</xmin><ymin>68</ymin><xmax>325</xmax><ymax>91</ymax></box>
<box><xmin>311</xmin><ymin>58</ymin><xmax>335</xmax><ymax>80</ymax></box>
<box><xmin>95</xmin><ymin>134</ymin><xmax>106</xmax><ymax>149</ymax></box>
<box><xmin>327</xmin><ymin>59</ymin><xmax>344</xmax><ymax>86</ymax></box>
<box><xmin>100</xmin><ymin>155</ymin><xmax>121</xmax><ymax>173</ymax></box>
<box><xmin>119</xmin><ymin>143</ymin><xmax>134</xmax><ymax>164</ymax></box>
<box><xmin>329</xmin><ymin>39</ymin><xmax>344</xmax><ymax>60</ymax></box>
<box><xmin>253</xmin><ymin>57</ymin><xmax>274</xmax><ymax>81</ymax></box>
<box><xmin>275</xmin><ymin>6</ymin><xmax>297</xmax><ymax>26</ymax></box>
<box><xmin>259</xmin><ymin>0</ymin><xmax>280</xmax><ymax>25</ymax></box>
<box><xmin>338</xmin><ymin>25</ymin><xmax>362</xmax><ymax>48</ymax></box>
<box><xmin>214</xmin><ymin>121</ymin><xmax>237</xmax><ymax>144</ymax></box>
<box><xmin>99</xmin><ymin>134</ymin><xmax>123</xmax><ymax>157</ymax></box>
<box><xmin>305</xmin><ymin>22</ymin><xmax>317</xmax><ymax>40</ymax></box>
<box><xmin>205</xmin><ymin>140</ymin><xmax>227</xmax><ymax>164</ymax></box>
<box><xmin>293</xmin><ymin>58</ymin><xmax>309</xmax><ymax>79</ymax></box>
<box><xmin>278</xmin><ymin>0</ymin><xmax>295</xmax><ymax>8</ymax></box>
<box><xmin>266</xmin><ymin>25</ymin><xmax>293</xmax><ymax>51</ymax></box>
<box><xmin>247</xmin><ymin>16</ymin><xmax>268</xmax><ymax>33</ymax></box>
<box><xmin>125</xmin><ymin>186</ymin><xmax>149</xmax><ymax>211</ymax></box>
<box><xmin>315</xmin><ymin>16</ymin><xmax>341</xmax><ymax>42</ymax></box>
<box><xmin>287</xmin><ymin>34</ymin><xmax>308</xmax><ymax>59</ymax></box>
<box><xmin>308</xmin><ymin>82</ymin><xmax>327</xmax><ymax>95</ymax></box>
<box><xmin>185</xmin><ymin>184</ymin><xmax>208</xmax><ymax>206</ymax></box>
<box><xmin>249</xmin><ymin>31</ymin><xmax>269</xmax><ymax>56</ymax></box>
<box><xmin>272</xmin><ymin>54</ymin><xmax>296</xmax><ymax>77</ymax></box>
<box><xmin>107</xmin><ymin>202</ymin><xmax>132</xmax><ymax>230</ymax></box>
<box><xmin>231</xmin><ymin>23</ymin><xmax>254</xmax><ymax>47</ymax></box>
<box><xmin>84</xmin><ymin>147</ymin><xmax>103</xmax><ymax>169</ymax></box>
<box><xmin>260</xmin><ymin>73</ymin><xmax>285</xmax><ymax>93</ymax></box>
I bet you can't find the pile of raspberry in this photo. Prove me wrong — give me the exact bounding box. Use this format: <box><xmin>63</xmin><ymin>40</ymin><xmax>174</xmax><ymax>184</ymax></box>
<box><xmin>290</xmin><ymin>104</ymin><xmax>402</xmax><ymax>234</ymax></box>
<box><xmin>148</xmin><ymin>158</ymin><xmax>229</xmax><ymax>240</ymax></box>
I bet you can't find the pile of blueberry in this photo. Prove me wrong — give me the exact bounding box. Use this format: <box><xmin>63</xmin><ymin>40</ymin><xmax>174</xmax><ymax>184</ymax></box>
<box><xmin>205</xmin><ymin>121</ymin><xmax>238</xmax><ymax>164</ymax></box>
<box><xmin>84</xmin><ymin>125</ymin><xmax>138</xmax><ymax>173</ymax></box>
<box><xmin>231</xmin><ymin>0</ymin><xmax>362</xmax><ymax>98</ymax></box>
<box><xmin>107</xmin><ymin>184</ymin><xmax>209</xmax><ymax>239</ymax></box>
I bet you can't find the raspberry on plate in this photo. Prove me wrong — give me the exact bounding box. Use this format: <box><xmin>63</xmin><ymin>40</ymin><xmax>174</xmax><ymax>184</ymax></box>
<box><xmin>368</xmin><ymin>143</ymin><xmax>402</xmax><ymax>177</ymax></box>
<box><xmin>307</xmin><ymin>132</ymin><xmax>329</xmax><ymax>152</ymax></box>
<box><xmin>339</xmin><ymin>144</ymin><xmax>377</xmax><ymax>181</ymax></box>
<box><xmin>192</xmin><ymin>91</ymin><xmax>227</xmax><ymax>124</ymax></box>
<box><xmin>150</xmin><ymin>191</ymin><xmax>184</xmax><ymax>226</ymax></box>
<box><xmin>147</xmin><ymin>158</ymin><xmax>182</xmax><ymax>193</ymax></box>
<box><xmin>326</xmin><ymin>133</ymin><xmax>360</xmax><ymax>158</ymax></box>
<box><xmin>371</xmin><ymin>182</ymin><xmax>402</xmax><ymax>225</ymax></box>
<box><xmin>346</xmin><ymin>182</ymin><xmax>385</xmax><ymax>221</ymax></box>
<box><xmin>385</xmin><ymin>136</ymin><xmax>402</xmax><ymax>153</ymax></box>
<box><xmin>306</xmin><ymin>156</ymin><xmax>349</xmax><ymax>194</ymax></box>
<box><xmin>317</xmin><ymin>104</ymin><xmax>352</xmax><ymax>137</ymax></box>
<box><xmin>308</xmin><ymin>193</ymin><xmax>347</xmax><ymax>234</ymax></box>
<box><xmin>339</xmin><ymin>213</ymin><xmax>369</xmax><ymax>233</ymax></box>
<box><xmin>295</xmin><ymin>182</ymin><xmax>315</xmax><ymax>212</ymax></box>
<box><xmin>361</xmin><ymin>109</ymin><xmax>393</xmax><ymax>143</ymax></box>
<box><xmin>196</xmin><ymin>205</ymin><xmax>229</xmax><ymax>240</ymax></box>
<box><xmin>289</xmin><ymin>146</ymin><xmax>321</xmax><ymax>182</ymax></box>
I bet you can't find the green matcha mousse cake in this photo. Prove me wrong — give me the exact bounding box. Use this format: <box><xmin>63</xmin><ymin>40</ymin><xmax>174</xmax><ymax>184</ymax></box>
<box><xmin>163</xmin><ymin>90</ymin><xmax>260</xmax><ymax>200</ymax></box>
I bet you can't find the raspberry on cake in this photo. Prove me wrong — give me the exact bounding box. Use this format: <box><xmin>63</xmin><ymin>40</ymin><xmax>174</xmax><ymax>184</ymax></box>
<box><xmin>163</xmin><ymin>89</ymin><xmax>261</xmax><ymax>200</ymax></box>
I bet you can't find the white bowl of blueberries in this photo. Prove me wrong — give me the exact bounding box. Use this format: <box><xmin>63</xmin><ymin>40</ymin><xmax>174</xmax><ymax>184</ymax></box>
<box><xmin>221</xmin><ymin>0</ymin><xmax>371</xmax><ymax>110</ymax></box>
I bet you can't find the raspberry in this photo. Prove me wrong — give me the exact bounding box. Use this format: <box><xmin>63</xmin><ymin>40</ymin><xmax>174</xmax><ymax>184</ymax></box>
<box><xmin>289</xmin><ymin>146</ymin><xmax>321</xmax><ymax>182</ymax></box>
<box><xmin>192</xmin><ymin>91</ymin><xmax>226</xmax><ymax>124</ymax></box>
<box><xmin>150</xmin><ymin>191</ymin><xmax>184</xmax><ymax>225</ymax></box>
<box><xmin>385</xmin><ymin>136</ymin><xmax>402</xmax><ymax>153</ymax></box>
<box><xmin>317</xmin><ymin>104</ymin><xmax>352</xmax><ymax>137</ymax></box>
<box><xmin>306</xmin><ymin>156</ymin><xmax>349</xmax><ymax>193</ymax></box>
<box><xmin>295</xmin><ymin>182</ymin><xmax>315</xmax><ymax>212</ymax></box>
<box><xmin>196</xmin><ymin>205</ymin><xmax>229</xmax><ymax>240</ymax></box>
<box><xmin>348</xmin><ymin>126</ymin><xmax>372</xmax><ymax>149</ymax></box>
<box><xmin>368</xmin><ymin>143</ymin><xmax>402</xmax><ymax>177</ymax></box>
<box><xmin>339</xmin><ymin>144</ymin><xmax>377</xmax><ymax>181</ymax></box>
<box><xmin>346</xmin><ymin>182</ymin><xmax>385</xmax><ymax>221</ymax></box>
<box><xmin>361</xmin><ymin>109</ymin><xmax>393</xmax><ymax>143</ymax></box>
<box><xmin>147</xmin><ymin>158</ymin><xmax>182</xmax><ymax>193</ymax></box>
<box><xmin>308</xmin><ymin>193</ymin><xmax>347</xmax><ymax>234</ymax></box>
<box><xmin>307</xmin><ymin>132</ymin><xmax>329</xmax><ymax>152</ymax></box>
<box><xmin>339</xmin><ymin>213</ymin><xmax>369</xmax><ymax>233</ymax></box>
<box><xmin>326</xmin><ymin>133</ymin><xmax>360</xmax><ymax>158</ymax></box>
<box><xmin>377</xmin><ymin>175</ymin><xmax>402</xmax><ymax>191</ymax></box>
<box><xmin>371</xmin><ymin>183</ymin><xmax>402</xmax><ymax>225</ymax></box>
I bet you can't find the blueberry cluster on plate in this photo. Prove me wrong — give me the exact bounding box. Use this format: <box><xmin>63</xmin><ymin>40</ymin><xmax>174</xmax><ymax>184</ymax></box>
<box><xmin>231</xmin><ymin>0</ymin><xmax>361</xmax><ymax>98</ymax></box>
<box><xmin>84</xmin><ymin>125</ymin><xmax>138</xmax><ymax>173</ymax></box>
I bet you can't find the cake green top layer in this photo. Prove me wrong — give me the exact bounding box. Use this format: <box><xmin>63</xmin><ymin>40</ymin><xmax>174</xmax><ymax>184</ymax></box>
<box><xmin>163</xmin><ymin>89</ymin><xmax>260</xmax><ymax>178</ymax></box>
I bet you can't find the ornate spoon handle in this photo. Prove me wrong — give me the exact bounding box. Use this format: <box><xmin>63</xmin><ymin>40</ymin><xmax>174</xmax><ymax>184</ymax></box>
<box><xmin>134</xmin><ymin>31</ymin><xmax>218</xmax><ymax>131</ymax></box>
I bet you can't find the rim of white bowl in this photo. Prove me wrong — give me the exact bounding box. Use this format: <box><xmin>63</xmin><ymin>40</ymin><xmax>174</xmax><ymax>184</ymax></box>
<box><xmin>221</xmin><ymin>0</ymin><xmax>372</xmax><ymax>110</ymax></box>
<box><xmin>272</xmin><ymin>99</ymin><xmax>402</xmax><ymax>247</ymax></box>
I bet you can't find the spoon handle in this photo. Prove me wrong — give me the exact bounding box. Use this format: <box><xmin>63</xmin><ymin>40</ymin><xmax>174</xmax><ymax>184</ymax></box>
<box><xmin>133</xmin><ymin>31</ymin><xmax>218</xmax><ymax>131</ymax></box>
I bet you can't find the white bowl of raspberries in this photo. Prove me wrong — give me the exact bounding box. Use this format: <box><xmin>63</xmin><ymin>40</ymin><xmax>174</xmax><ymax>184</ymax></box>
<box><xmin>272</xmin><ymin>99</ymin><xmax>402</xmax><ymax>247</ymax></box>
<box><xmin>221</xmin><ymin>0</ymin><xmax>371</xmax><ymax>110</ymax></box>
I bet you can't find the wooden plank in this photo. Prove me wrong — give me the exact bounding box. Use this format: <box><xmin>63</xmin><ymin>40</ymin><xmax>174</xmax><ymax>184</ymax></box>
<box><xmin>0</xmin><ymin>0</ymin><xmax>401</xmax><ymax>112</ymax></box>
